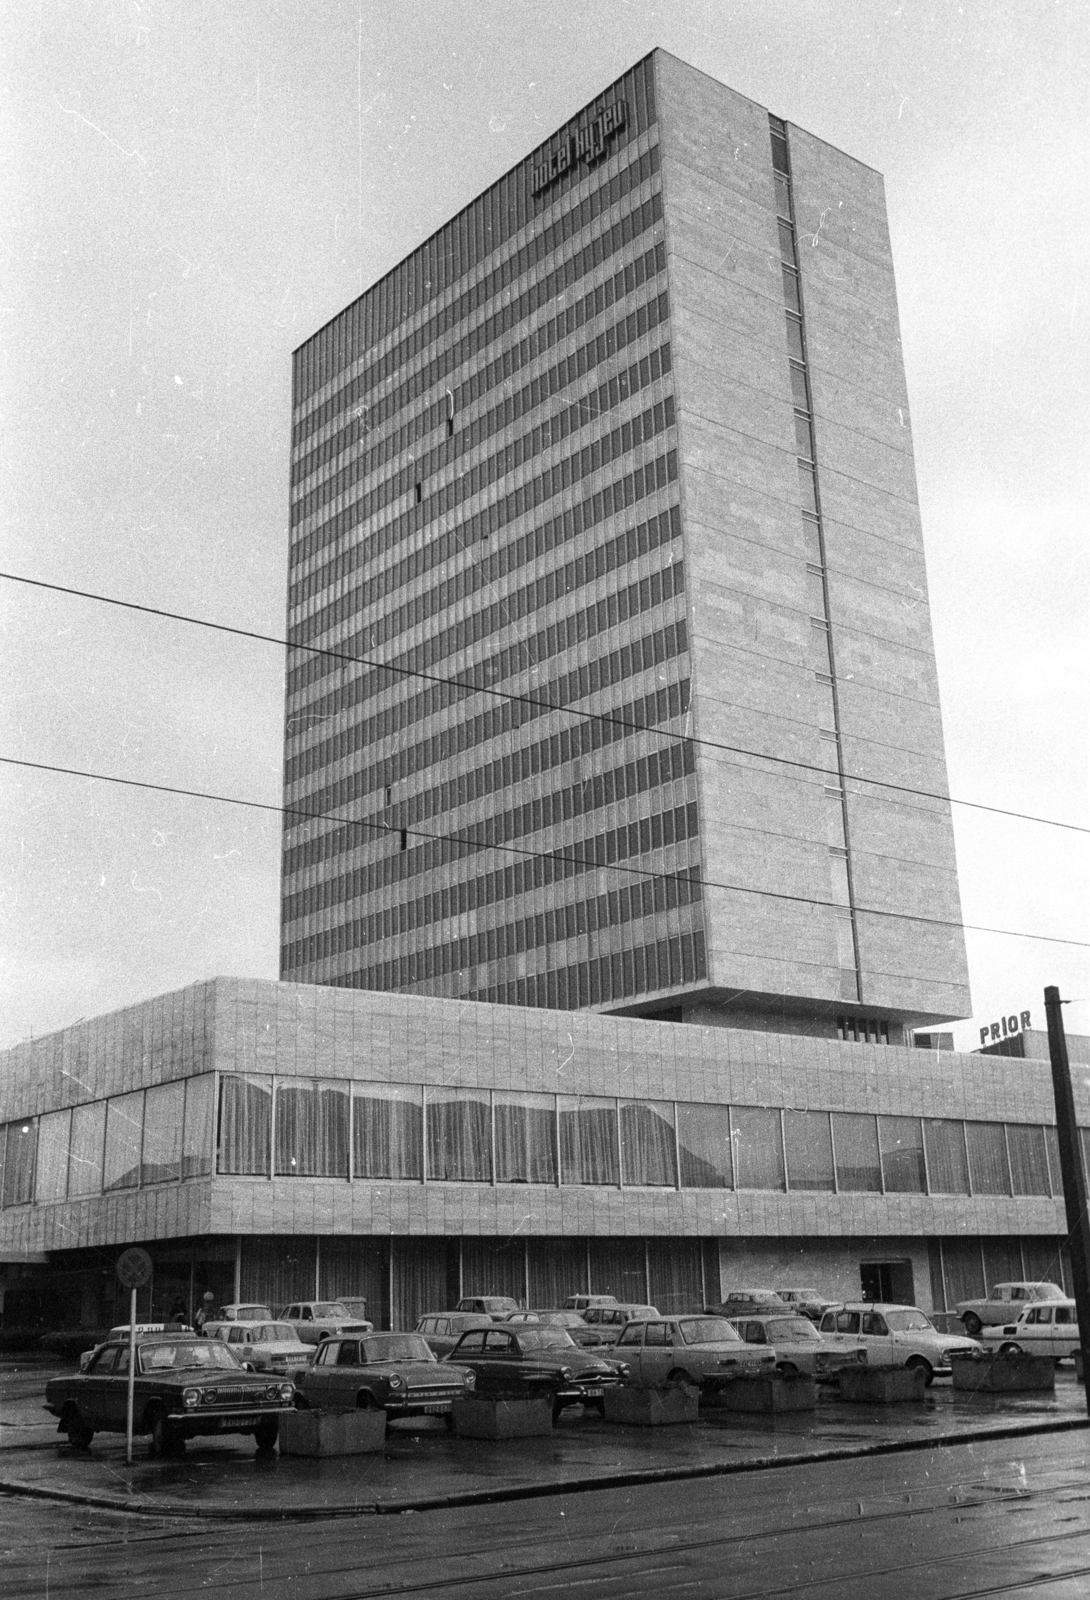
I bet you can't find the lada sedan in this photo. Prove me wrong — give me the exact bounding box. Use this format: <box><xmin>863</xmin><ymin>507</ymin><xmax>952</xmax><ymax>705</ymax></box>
<box><xmin>503</xmin><ymin>1310</ymin><xmax>614</xmax><ymax>1349</ymax></box>
<box><xmin>955</xmin><ymin>1281</ymin><xmax>1066</xmax><ymax>1337</ymax></box>
<box><xmin>818</xmin><ymin>1304</ymin><xmax>981</xmax><ymax>1382</ymax></box>
<box><xmin>46</xmin><ymin>1334</ymin><xmax>293</xmax><ymax>1454</ymax></box>
<box><xmin>211</xmin><ymin>1320</ymin><xmax>314</xmax><ymax>1378</ymax></box>
<box><xmin>728</xmin><ymin>1313</ymin><xmax>867</xmax><ymax>1379</ymax></box>
<box><xmin>775</xmin><ymin>1288</ymin><xmax>837</xmax><ymax>1323</ymax></box>
<box><xmin>981</xmin><ymin>1298</ymin><xmax>1080</xmax><ymax>1360</ymax></box>
<box><xmin>445</xmin><ymin>1324</ymin><xmax>626</xmax><ymax>1415</ymax></box>
<box><xmin>297</xmin><ymin>1332</ymin><xmax>475</xmax><ymax>1423</ymax></box>
<box><xmin>454</xmin><ymin>1295</ymin><xmax>521</xmax><ymax>1319</ymax></box>
<box><xmin>581</xmin><ymin>1304</ymin><xmax>661</xmax><ymax>1344</ymax></box>
<box><xmin>415</xmin><ymin>1311</ymin><xmax>494</xmax><ymax>1357</ymax></box>
<box><xmin>278</xmin><ymin>1301</ymin><xmax>374</xmax><ymax>1344</ymax></box>
<box><xmin>613</xmin><ymin>1316</ymin><xmax>777</xmax><ymax>1392</ymax></box>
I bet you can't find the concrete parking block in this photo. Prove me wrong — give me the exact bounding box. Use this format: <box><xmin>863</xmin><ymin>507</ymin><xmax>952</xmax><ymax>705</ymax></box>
<box><xmin>706</xmin><ymin>1376</ymin><xmax>816</xmax><ymax>1413</ymax></box>
<box><xmin>950</xmin><ymin>1355</ymin><xmax>1055</xmax><ymax>1394</ymax></box>
<box><xmin>839</xmin><ymin>1368</ymin><xmax>926</xmax><ymax>1404</ymax></box>
<box><xmin>604</xmin><ymin>1384</ymin><xmax>700</xmax><ymax>1426</ymax></box>
<box><xmin>451</xmin><ymin>1396</ymin><xmax>554</xmax><ymax>1439</ymax></box>
<box><xmin>278</xmin><ymin>1408</ymin><xmax>386</xmax><ymax>1456</ymax></box>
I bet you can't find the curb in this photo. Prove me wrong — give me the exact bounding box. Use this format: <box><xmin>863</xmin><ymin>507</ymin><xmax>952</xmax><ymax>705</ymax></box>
<box><xmin>1</xmin><ymin>1417</ymin><xmax>1086</xmax><ymax>1523</ymax></box>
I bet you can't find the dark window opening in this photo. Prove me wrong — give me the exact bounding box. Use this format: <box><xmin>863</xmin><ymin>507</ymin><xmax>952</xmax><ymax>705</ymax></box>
<box><xmin>399</xmin><ymin>828</ymin><xmax>408</xmax><ymax>851</ymax></box>
<box><xmin>414</xmin><ymin>482</ymin><xmax>422</xmax><ymax>505</ymax></box>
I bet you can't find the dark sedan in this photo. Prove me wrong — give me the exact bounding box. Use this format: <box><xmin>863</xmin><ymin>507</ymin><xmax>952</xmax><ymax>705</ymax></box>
<box><xmin>501</xmin><ymin>1309</ymin><xmax>613</xmax><ymax>1349</ymax></box>
<box><xmin>445</xmin><ymin>1324</ymin><xmax>627</xmax><ymax>1415</ymax></box>
<box><xmin>296</xmin><ymin>1332</ymin><xmax>475</xmax><ymax>1424</ymax></box>
<box><xmin>44</xmin><ymin>1334</ymin><xmax>294</xmax><ymax>1455</ymax></box>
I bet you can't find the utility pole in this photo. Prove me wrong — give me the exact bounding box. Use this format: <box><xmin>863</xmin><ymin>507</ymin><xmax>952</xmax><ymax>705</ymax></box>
<box><xmin>1044</xmin><ymin>985</ymin><xmax>1090</xmax><ymax>1416</ymax></box>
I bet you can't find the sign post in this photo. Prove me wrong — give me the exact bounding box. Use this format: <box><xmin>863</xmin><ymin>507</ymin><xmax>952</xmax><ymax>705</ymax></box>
<box><xmin>116</xmin><ymin>1247</ymin><xmax>153</xmax><ymax>1464</ymax></box>
<box><xmin>1043</xmin><ymin>987</ymin><xmax>1090</xmax><ymax>1418</ymax></box>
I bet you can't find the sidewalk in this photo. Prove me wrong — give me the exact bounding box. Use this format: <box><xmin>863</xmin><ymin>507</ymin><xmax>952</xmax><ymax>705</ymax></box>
<box><xmin>1</xmin><ymin>1360</ymin><xmax>1086</xmax><ymax>1523</ymax></box>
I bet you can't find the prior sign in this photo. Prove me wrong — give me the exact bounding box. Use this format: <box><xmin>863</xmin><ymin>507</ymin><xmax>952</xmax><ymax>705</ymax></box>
<box><xmin>980</xmin><ymin>1010</ymin><xmax>1031</xmax><ymax>1047</ymax></box>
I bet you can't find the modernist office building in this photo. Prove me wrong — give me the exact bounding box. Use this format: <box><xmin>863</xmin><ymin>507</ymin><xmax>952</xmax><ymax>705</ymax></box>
<box><xmin>281</xmin><ymin>48</ymin><xmax>969</xmax><ymax>1041</ymax></box>
<box><xmin>2</xmin><ymin>54</ymin><xmax>1064</xmax><ymax>1336</ymax></box>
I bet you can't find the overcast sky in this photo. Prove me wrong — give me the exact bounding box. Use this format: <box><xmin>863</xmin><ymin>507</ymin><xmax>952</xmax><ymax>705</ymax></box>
<box><xmin>2</xmin><ymin>0</ymin><xmax>1087</xmax><ymax>1053</ymax></box>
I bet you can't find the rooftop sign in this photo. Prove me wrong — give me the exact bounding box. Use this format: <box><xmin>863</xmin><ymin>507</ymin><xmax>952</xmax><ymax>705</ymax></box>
<box><xmin>532</xmin><ymin>100</ymin><xmax>628</xmax><ymax>197</ymax></box>
<box><xmin>980</xmin><ymin>1009</ymin><xmax>1031</xmax><ymax>1047</ymax></box>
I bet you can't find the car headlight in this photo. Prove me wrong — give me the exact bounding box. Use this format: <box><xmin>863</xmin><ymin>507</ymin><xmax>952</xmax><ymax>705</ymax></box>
<box><xmin>388</xmin><ymin>1374</ymin><xmax>406</xmax><ymax>1390</ymax></box>
<box><xmin>718</xmin><ymin>1358</ymin><xmax>737</xmax><ymax>1368</ymax></box>
<box><xmin>463</xmin><ymin>1370</ymin><xmax>476</xmax><ymax>1389</ymax></box>
<box><xmin>277</xmin><ymin>1383</ymin><xmax>294</xmax><ymax>1403</ymax></box>
<box><xmin>615</xmin><ymin>1362</ymin><xmax>630</xmax><ymax>1379</ymax></box>
<box><xmin>182</xmin><ymin>1387</ymin><xmax>201</xmax><ymax>1409</ymax></box>
<box><xmin>559</xmin><ymin>1367</ymin><xmax>573</xmax><ymax>1382</ymax></box>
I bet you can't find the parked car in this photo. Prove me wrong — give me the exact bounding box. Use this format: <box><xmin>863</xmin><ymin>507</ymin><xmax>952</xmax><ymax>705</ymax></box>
<box><xmin>563</xmin><ymin>1294</ymin><xmax>619</xmax><ymax>1312</ymax></box>
<box><xmin>415</xmin><ymin>1312</ymin><xmax>494</xmax><ymax>1357</ymax></box>
<box><xmin>774</xmin><ymin>1288</ymin><xmax>837</xmax><ymax>1323</ymax></box>
<box><xmin>212</xmin><ymin>1303</ymin><xmax>274</xmax><ymax>1322</ymax></box>
<box><xmin>210</xmin><ymin>1320</ymin><xmax>314</xmax><ymax>1378</ymax></box>
<box><xmin>727</xmin><ymin>1313</ymin><xmax>867</xmax><ymax>1379</ymax></box>
<box><xmin>78</xmin><ymin>1324</ymin><xmax>188</xmax><ymax>1372</ymax></box>
<box><xmin>297</xmin><ymin>1332</ymin><xmax>475</xmax><ymax>1424</ymax></box>
<box><xmin>818</xmin><ymin>1303</ymin><xmax>981</xmax><ymax>1382</ymax></box>
<box><xmin>454</xmin><ymin>1296</ymin><xmax>521</xmax><ymax>1319</ymax></box>
<box><xmin>981</xmin><ymin>1298</ymin><xmax>1081</xmax><ymax>1360</ymax></box>
<box><xmin>445</xmin><ymin>1323</ymin><xmax>626</xmax><ymax>1415</ymax></box>
<box><xmin>277</xmin><ymin>1301</ymin><xmax>373</xmax><ymax>1344</ymax></box>
<box><xmin>45</xmin><ymin>1333</ymin><xmax>294</xmax><ymax>1454</ymax></box>
<box><xmin>954</xmin><ymin>1281</ymin><xmax>1066</xmax><ymax>1337</ymax></box>
<box><xmin>613</xmin><ymin>1316</ymin><xmax>776</xmax><ymax>1392</ymax></box>
<box><xmin>500</xmin><ymin>1310</ymin><xmax>613</xmax><ymax>1349</ymax></box>
<box><xmin>712</xmin><ymin>1290</ymin><xmax>790</xmax><ymax>1316</ymax></box>
<box><xmin>334</xmin><ymin>1297</ymin><xmax>370</xmax><ymax>1322</ymax></box>
<box><xmin>580</xmin><ymin>1304</ymin><xmax>661</xmax><ymax>1344</ymax></box>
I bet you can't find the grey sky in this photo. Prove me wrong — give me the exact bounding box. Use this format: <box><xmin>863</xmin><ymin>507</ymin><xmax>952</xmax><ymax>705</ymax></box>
<box><xmin>3</xmin><ymin>0</ymin><xmax>1087</xmax><ymax>1050</ymax></box>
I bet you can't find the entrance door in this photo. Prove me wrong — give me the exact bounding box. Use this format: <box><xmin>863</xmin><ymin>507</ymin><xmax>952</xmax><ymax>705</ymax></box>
<box><xmin>860</xmin><ymin>1261</ymin><xmax>915</xmax><ymax>1304</ymax></box>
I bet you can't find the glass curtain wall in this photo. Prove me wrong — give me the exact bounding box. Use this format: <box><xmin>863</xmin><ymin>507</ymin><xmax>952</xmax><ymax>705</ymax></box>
<box><xmin>426</xmin><ymin>1089</ymin><xmax>491</xmax><ymax>1181</ymax></box>
<box><xmin>141</xmin><ymin>1081</ymin><xmax>184</xmax><ymax>1184</ymax></box>
<box><xmin>1006</xmin><ymin>1125</ymin><xmax>1050</xmax><ymax>1195</ymax></box>
<box><xmin>103</xmin><ymin>1091</ymin><xmax>144</xmax><ymax>1191</ymax></box>
<box><xmin>353</xmin><ymin>1083</ymin><xmax>423</xmax><ymax>1179</ymax></box>
<box><xmin>676</xmin><ymin>1103</ymin><xmax>732</xmax><ymax>1187</ymax></box>
<box><xmin>878</xmin><ymin>1116</ymin><xmax>926</xmax><ymax>1192</ymax></box>
<box><xmin>35</xmin><ymin>1110</ymin><xmax>71</xmax><ymax>1203</ymax></box>
<box><xmin>783</xmin><ymin>1111</ymin><xmax>835</xmax><ymax>1191</ymax></box>
<box><xmin>731</xmin><ymin>1107</ymin><xmax>785</xmax><ymax>1191</ymax></box>
<box><xmin>494</xmin><ymin>1092</ymin><xmax>557</xmax><ymax>1183</ymax></box>
<box><xmin>620</xmin><ymin>1101</ymin><xmax>677</xmax><ymax>1186</ymax></box>
<box><xmin>559</xmin><ymin>1097</ymin><xmax>619</xmax><ymax>1185</ymax></box>
<box><xmin>966</xmin><ymin>1122</ymin><xmax>1011</xmax><ymax>1195</ymax></box>
<box><xmin>274</xmin><ymin>1079</ymin><xmax>349</xmax><ymax>1177</ymax></box>
<box><xmin>831</xmin><ymin>1113</ymin><xmax>882</xmax><ymax>1191</ymax></box>
<box><xmin>183</xmin><ymin>1076</ymin><xmax>214</xmax><ymax>1178</ymax></box>
<box><xmin>68</xmin><ymin>1101</ymin><xmax>106</xmax><ymax>1197</ymax></box>
<box><xmin>218</xmin><ymin>1075</ymin><xmax>272</xmax><ymax>1175</ymax></box>
<box><xmin>923</xmin><ymin>1120</ymin><xmax>970</xmax><ymax>1193</ymax></box>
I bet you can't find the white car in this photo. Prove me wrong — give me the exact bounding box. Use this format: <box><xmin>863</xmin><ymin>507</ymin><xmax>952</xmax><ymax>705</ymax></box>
<box><xmin>818</xmin><ymin>1303</ymin><xmax>981</xmax><ymax>1383</ymax></box>
<box><xmin>981</xmin><ymin>1298</ymin><xmax>1080</xmax><ymax>1360</ymax></box>
<box><xmin>954</xmin><ymin>1282</ymin><xmax>1066</xmax><ymax>1337</ymax></box>
<box><xmin>728</xmin><ymin>1313</ymin><xmax>868</xmax><ymax>1379</ymax></box>
<box><xmin>278</xmin><ymin>1300</ymin><xmax>374</xmax><ymax>1345</ymax></box>
<box><xmin>612</xmin><ymin>1315</ymin><xmax>776</xmax><ymax>1392</ymax></box>
<box><xmin>210</xmin><ymin>1319</ymin><xmax>315</xmax><ymax>1377</ymax></box>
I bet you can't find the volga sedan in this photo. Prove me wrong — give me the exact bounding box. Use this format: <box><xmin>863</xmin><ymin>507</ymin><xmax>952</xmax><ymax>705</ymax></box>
<box><xmin>297</xmin><ymin>1332</ymin><xmax>475</xmax><ymax>1422</ymax></box>
<box><xmin>445</xmin><ymin>1324</ymin><xmax>626</xmax><ymax>1414</ymax></box>
<box><xmin>210</xmin><ymin>1319</ymin><xmax>314</xmax><ymax>1378</ymax></box>
<box><xmin>45</xmin><ymin>1334</ymin><xmax>293</xmax><ymax>1454</ymax></box>
<box><xmin>612</xmin><ymin>1316</ymin><xmax>776</xmax><ymax>1392</ymax></box>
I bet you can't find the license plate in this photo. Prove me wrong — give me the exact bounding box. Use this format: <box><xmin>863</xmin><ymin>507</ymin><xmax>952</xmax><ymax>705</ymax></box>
<box><xmin>421</xmin><ymin>1403</ymin><xmax>449</xmax><ymax>1414</ymax></box>
<box><xmin>223</xmin><ymin>1415</ymin><xmax>262</xmax><ymax>1428</ymax></box>
<box><xmin>582</xmin><ymin>1387</ymin><xmax>603</xmax><ymax>1398</ymax></box>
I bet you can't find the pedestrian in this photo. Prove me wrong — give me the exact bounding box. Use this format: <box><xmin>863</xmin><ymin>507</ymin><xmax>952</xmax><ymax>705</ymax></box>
<box><xmin>169</xmin><ymin>1296</ymin><xmax>188</xmax><ymax>1326</ymax></box>
<box><xmin>194</xmin><ymin>1291</ymin><xmax>216</xmax><ymax>1335</ymax></box>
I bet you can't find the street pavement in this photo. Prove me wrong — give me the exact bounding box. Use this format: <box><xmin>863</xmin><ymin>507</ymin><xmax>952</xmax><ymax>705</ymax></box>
<box><xmin>1</xmin><ymin>1357</ymin><xmax>1087</xmax><ymax>1520</ymax></box>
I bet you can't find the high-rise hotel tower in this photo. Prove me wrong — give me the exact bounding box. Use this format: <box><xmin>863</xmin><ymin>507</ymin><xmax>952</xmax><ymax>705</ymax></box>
<box><xmin>281</xmin><ymin>50</ymin><xmax>970</xmax><ymax>1042</ymax></box>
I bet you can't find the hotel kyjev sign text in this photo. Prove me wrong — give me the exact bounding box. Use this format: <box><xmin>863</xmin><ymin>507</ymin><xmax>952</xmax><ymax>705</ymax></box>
<box><xmin>532</xmin><ymin>100</ymin><xmax>627</xmax><ymax>196</ymax></box>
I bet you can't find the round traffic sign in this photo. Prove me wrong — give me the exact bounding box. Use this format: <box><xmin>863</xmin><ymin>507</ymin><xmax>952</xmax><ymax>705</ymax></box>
<box><xmin>116</xmin><ymin>1247</ymin><xmax>153</xmax><ymax>1289</ymax></box>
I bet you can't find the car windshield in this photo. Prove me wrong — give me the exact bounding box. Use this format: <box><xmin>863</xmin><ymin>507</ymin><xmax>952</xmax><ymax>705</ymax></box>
<box><xmin>767</xmin><ymin>1318</ymin><xmax>820</xmax><ymax>1341</ymax></box>
<box><xmin>361</xmin><ymin>1334</ymin><xmax>433</xmax><ymax>1363</ymax></box>
<box><xmin>311</xmin><ymin>1303</ymin><xmax>351</xmax><ymax>1319</ymax></box>
<box><xmin>680</xmin><ymin>1319</ymin><xmax>741</xmax><ymax>1345</ymax></box>
<box><xmin>884</xmin><ymin>1310</ymin><xmax>933</xmax><ymax>1332</ymax></box>
<box><xmin>337</xmin><ymin>1300</ymin><xmax>370</xmax><ymax>1317</ymax></box>
<box><xmin>1030</xmin><ymin>1284</ymin><xmax>1064</xmax><ymax>1300</ymax></box>
<box><xmin>139</xmin><ymin>1341</ymin><xmax>241</xmax><ymax>1372</ymax></box>
<box><xmin>259</xmin><ymin>1324</ymin><xmax>298</xmax><ymax>1342</ymax></box>
<box><xmin>517</xmin><ymin>1329</ymin><xmax>578</xmax><ymax>1351</ymax></box>
<box><xmin>235</xmin><ymin>1307</ymin><xmax>272</xmax><ymax>1321</ymax></box>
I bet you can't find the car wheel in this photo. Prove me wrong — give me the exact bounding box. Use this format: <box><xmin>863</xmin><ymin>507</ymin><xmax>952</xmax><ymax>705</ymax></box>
<box><xmin>962</xmin><ymin>1313</ymin><xmax>983</xmax><ymax>1337</ymax></box>
<box><xmin>906</xmin><ymin>1356</ymin><xmax>933</xmax><ymax>1386</ymax></box>
<box><xmin>253</xmin><ymin>1416</ymin><xmax>279</xmax><ymax>1452</ymax></box>
<box><xmin>63</xmin><ymin>1407</ymin><xmax>94</xmax><ymax>1450</ymax></box>
<box><xmin>356</xmin><ymin>1391</ymin><xmax>382</xmax><ymax>1410</ymax></box>
<box><xmin>293</xmin><ymin>1393</ymin><xmax>310</xmax><ymax>1410</ymax></box>
<box><xmin>999</xmin><ymin>1341</ymin><xmax>1022</xmax><ymax>1357</ymax></box>
<box><xmin>667</xmin><ymin>1367</ymin><xmax>696</xmax><ymax>1388</ymax></box>
<box><xmin>551</xmin><ymin>1398</ymin><xmax>565</xmax><ymax>1424</ymax></box>
<box><xmin>776</xmin><ymin>1363</ymin><xmax>799</xmax><ymax>1379</ymax></box>
<box><xmin>148</xmin><ymin>1406</ymin><xmax>185</xmax><ymax>1456</ymax></box>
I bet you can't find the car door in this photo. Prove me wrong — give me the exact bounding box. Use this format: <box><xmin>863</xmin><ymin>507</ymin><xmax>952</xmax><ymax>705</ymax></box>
<box><xmin>860</xmin><ymin>1310</ymin><xmax>896</xmax><ymax>1365</ymax></box>
<box><xmin>480</xmin><ymin>1328</ymin><xmax>520</xmax><ymax>1388</ymax></box>
<box><xmin>79</xmin><ymin>1345</ymin><xmax>120</xmax><ymax>1427</ymax></box>
<box><xmin>614</xmin><ymin>1323</ymin><xmax>645</xmax><ymax>1381</ymax></box>
<box><xmin>1024</xmin><ymin>1305</ymin><xmax>1053</xmax><ymax>1355</ymax></box>
<box><xmin>638</xmin><ymin>1322</ymin><xmax>671</xmax><ymax>1383</ymax></box>
<box><xmin>306</xmin><ymin>1337</ymin><xmax>342</xmax><ymax>1404</ymax></box>
<box><xmin>1052</xmin><ymin>1305</ymin><xmax>1079</xmax><ymax>1357</ymax></box>
<box><xmin>99</xmin><ymin>1344</ymin><xmax>134</xmax><ymax>1430</ymax></box>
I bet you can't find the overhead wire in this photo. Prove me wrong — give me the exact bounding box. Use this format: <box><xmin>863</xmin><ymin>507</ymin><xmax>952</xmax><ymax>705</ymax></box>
<box><xmin>3</xmin><ymin>752</ymin><xmax>1088</xmax><ymax>951</ymax></box>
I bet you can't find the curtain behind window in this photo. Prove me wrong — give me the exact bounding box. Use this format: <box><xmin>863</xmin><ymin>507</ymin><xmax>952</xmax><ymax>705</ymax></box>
<box><xmin>676</xmin><ymin>1102</ymin><xmax>732</xmax><ymax>1188</ymax></box>
<box><xmin>217</xmin><ymin>1074</ymin><xmax>272</xmax><ymax>1175</ymax></box>
<box><xmin>353</xmin><ymin>1083</ymin><xmax>423</xmax><ymax>1179</ymax></box>
<box><xmin>620</xmin><ymin>1101</ymin><xmax>677</xmax><ymax>1186</ymax></box>
<box><xmin>940</xmin><ymin>1238</ymin><xmax>985</xmax><ymax>1305</ymax></box>
<box><xmin>494</xmin><ymin>1092</ymin><xmax>556</xmax><ymax>1184</ymax></box>
<box><xmin>559</xmin><ymin>1097</ymin><xmax>619</xmax><ymax>1185</ymax></box>
<box><xmin>3</xmin><ymin>1119</ymin><xmax>37</xmax><ymax>1205</ymax></box>
<box><xmin>923</xmin><ymin>1120</ymin><xmax>970</xmax><ymax>1193</ymax></box>
<box><xmin>878</xmin><ymin>1116</ymin><xmax>926</xmax><ymax>1192</ymax></box>
<box><xmin>783</xmin><ymin>1110</ymin><xmax>834</xmax><ymax>1191</ymax></box>
<box><xmin>1007</xmin><ymin>1124</ymin><xmax>1050</xmax><ymax>1195</ymax></box>
<box><xmin>426</xmin><ymin>1089</ymin><xmax>491</xmax><ymax>1182</ymax></box>
<box><xmin>141</xmin><ymin>1081</ymin><xmax>184</xmax><ymax>1184</ymax></box>
<box><xmin>731</xmin><ymin>1106</ymin><xmax>785</xmax><ymax>1191</ymax></box>
<box><xmin>35</xmin><ymin>1110</ymin><xmax>70</xmax><ymax>1203</ymax></box>
<box><xmin>275</xmin><ymin>1079</ymin><xmax>349</xmax><ymax>1176</ymax></box>
<box><xmin>831</xmin><ymin>1113</ymin><xmax>882</xmax><ymax>1192</ymax></box>
<box><xmin>103</xmin><ymin>1092</ymin><xmax>143</xmax><ymax>1191</ymax></box>
<box><xmin>68</xmin><ymin>1101</ymin><xmax>106</xmax><ymax>1197</ymax></box>
<box><xmin>182</xmin><ymin>1075</ymin><xmax>214</xmax><ymax>1178</ymax></box>
<box><xmin>1044</xmin><ymin>1126</ymin><xmax>1061</xmax><ymax>1193</ymax></box>
<box><xmin>966</xmin><ymin>1122</ymin><xmax>1010</xmax><ymax>1194</ymax></box>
